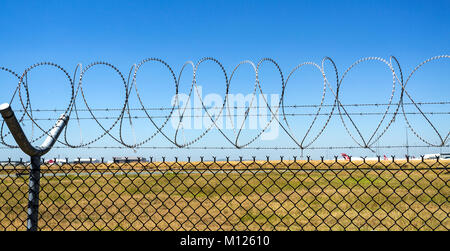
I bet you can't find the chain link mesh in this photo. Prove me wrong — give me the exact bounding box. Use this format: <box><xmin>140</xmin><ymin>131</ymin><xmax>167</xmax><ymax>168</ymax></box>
<box><xmin>0</xmin><ymin>158</ymin><xmax>448</xmax><ymax>230</ymax></box>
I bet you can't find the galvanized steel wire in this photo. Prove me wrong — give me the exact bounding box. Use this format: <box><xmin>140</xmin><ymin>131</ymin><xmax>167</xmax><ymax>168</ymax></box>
<box><xmin>1</xmin><ymin>55</ymin><xmax>449</xmax><ymax>150</ymax></box>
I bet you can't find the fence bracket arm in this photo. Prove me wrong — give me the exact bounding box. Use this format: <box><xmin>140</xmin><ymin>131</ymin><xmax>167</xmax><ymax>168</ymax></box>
<box><xmin>0</xmin><ymin>103</ymin><xmax>69</xmax><ymax>157</ymax></box>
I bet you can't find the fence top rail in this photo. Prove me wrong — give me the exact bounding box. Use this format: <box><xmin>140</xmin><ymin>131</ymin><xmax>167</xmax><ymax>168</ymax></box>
<box><xmin>0</xmin><ymin>157</ymin><xmax>448</xmax><ymax>173</ymax></box>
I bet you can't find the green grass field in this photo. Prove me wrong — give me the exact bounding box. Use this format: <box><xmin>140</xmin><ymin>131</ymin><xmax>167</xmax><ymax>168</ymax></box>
<box><xmin>0</xmin><ymin>160</ymin><xmax>449</xmax><ymax>230</ymax></box>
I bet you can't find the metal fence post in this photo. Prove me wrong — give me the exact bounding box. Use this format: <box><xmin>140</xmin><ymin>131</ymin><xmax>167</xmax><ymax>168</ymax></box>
<box><xmin>0</xmin><ymin>103</ymin><xmax>68</xmax><ymax>231</ymax></box>
<box><xmin>27</xmin><ymin>155</ymin><xmax>41</xmax><ymax>231</ymax></box>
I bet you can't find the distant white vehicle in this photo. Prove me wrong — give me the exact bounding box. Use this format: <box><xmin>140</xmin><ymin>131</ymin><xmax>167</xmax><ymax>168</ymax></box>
<box><xmin>45</xmin><ymin>159</ymin><xmax>69</xmax><ymax>165</ymax></box>
<box><xmin>113</xmin><ymin>157</ymin><xmax>147</xmax><ymax>163</ymax></box>
<box><xmin>440</xmin><ymin>153</ymin><xmax>450</xmax><ymax>159</ymax></box>
<box><xmin>72</xmin><ymin>158</ymin><xmax>99</xmax><ymax>164</ymax></box>
<box><xmin>423</xmin><ymin>154</ymin><xmax>440</xmax><ymax>160</ymax></box>
<box><xmin>341</xmin><ymin>153</ymin><xmax>388</xmax><ymax>161</ymax></box>
<box><xmin>0</xmin><ymin>161</ymin><xmax>29</xmax><ymax>166</ymax></box>
<box><xmin>423</xmin><ymin>153</ymin><xmax>450</xmax><ymax>160</ymax></box>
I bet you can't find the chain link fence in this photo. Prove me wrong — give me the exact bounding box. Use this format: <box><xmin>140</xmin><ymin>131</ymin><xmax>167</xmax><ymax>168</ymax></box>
<box><xmin>0</xmin><ymin>157</ymin><xmax>448</xmax><ymax>231</ymax></box>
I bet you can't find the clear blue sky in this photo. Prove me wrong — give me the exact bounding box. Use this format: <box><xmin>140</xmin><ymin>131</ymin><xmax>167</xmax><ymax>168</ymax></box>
<box><xmin>0</xmin><ymin>0</ymin><xmax>449</xmax><ymax>160</ymax></box>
